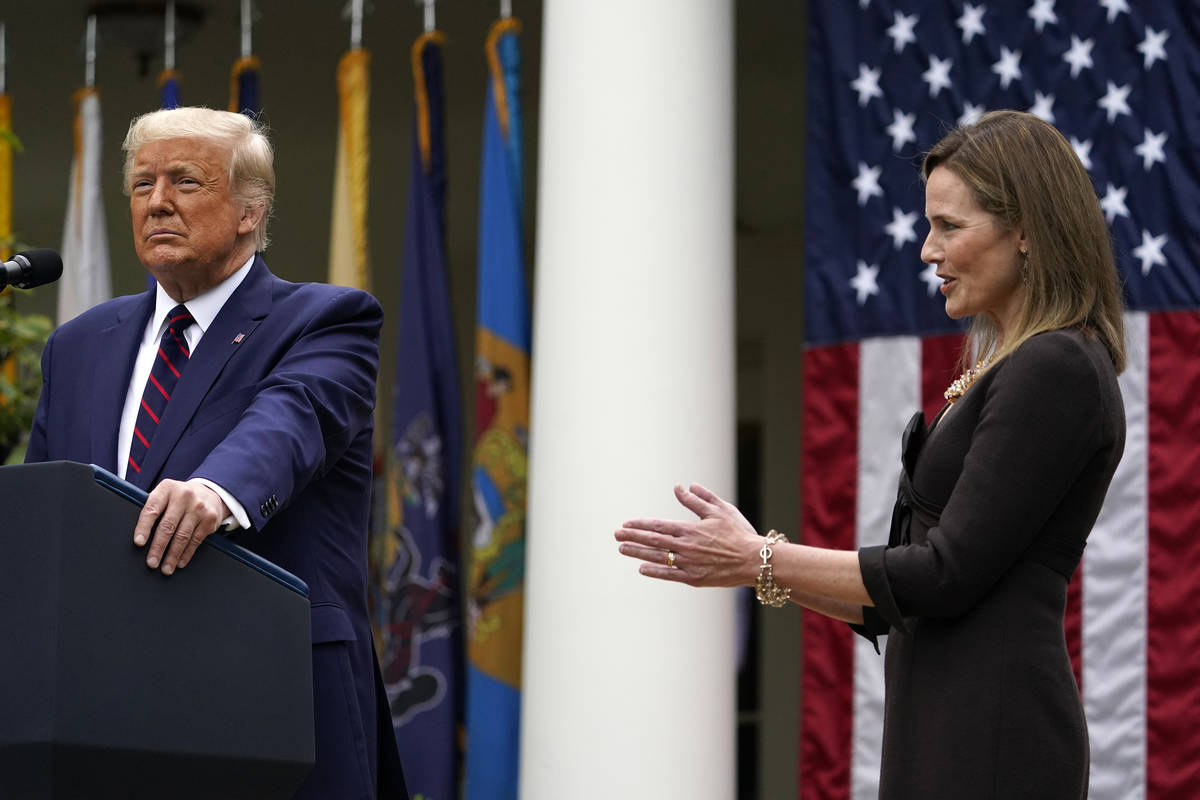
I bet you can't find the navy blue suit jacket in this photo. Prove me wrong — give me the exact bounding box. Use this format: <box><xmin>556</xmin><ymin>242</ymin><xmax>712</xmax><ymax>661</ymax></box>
<box><xmin>27</xmin><ymin>256</ymin><xmax>406</xmax><ymax>798</ymax></box>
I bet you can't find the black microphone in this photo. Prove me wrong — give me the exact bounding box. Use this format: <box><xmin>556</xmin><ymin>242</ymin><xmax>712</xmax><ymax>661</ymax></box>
<box><xmin>1</xmin><ymin>249</ymin><xmax>63</xmax><ymax>290</ymax></box>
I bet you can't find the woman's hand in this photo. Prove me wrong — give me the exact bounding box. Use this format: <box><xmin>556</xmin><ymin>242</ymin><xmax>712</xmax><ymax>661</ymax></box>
<box><xmin>615</xmin><ymin>483</ymin><xmax>763</xmax><ymax>587</ymax></box>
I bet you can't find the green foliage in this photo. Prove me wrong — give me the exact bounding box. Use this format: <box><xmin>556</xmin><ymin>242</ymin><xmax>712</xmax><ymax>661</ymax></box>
<box><xmin>0</xmin><ymin>289</ymin><xmax>51</xmax><ymax>464</ymax></box>
<box><xmin>0</xmin><ymin>128</ymin><xmax>23</xmax><ymax>151</ymax></box>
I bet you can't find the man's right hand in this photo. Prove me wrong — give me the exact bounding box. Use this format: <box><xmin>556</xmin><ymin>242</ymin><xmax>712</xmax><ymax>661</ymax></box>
<box><xmin>134</xmin><ymin>478</ymin><xmax>231</xmax><ymax>575</ymax></box>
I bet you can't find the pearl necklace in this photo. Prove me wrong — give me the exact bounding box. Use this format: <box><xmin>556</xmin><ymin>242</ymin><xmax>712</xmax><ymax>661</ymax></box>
<box><xmin>944</xmin><ymin>359</ymin><xmax>991</xmax><ymax>403</ymax></box>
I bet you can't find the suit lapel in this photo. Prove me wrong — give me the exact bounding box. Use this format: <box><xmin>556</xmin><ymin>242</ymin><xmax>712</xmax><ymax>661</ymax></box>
<box><xmin>91</xmin><ymin>294</ymin><xmax>155</xmax><ymax>471</ymax></box>
<box><xmin>135</xmin><ymin>257</ymin><xmax>274</xmax><ymax>488</ymax></box>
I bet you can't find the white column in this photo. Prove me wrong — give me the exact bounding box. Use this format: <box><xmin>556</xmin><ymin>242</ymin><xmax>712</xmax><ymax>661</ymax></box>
<box><xmin>522</xmin><ymin>2</ymin><xmax>736</xmax><ymax>798</ymax></box>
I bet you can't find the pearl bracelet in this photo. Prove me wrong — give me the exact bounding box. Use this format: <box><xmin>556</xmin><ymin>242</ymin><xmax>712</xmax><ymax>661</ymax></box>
<box><xmin>755</xmin><ymin>529</ymin><xmax>792</xmax><ymax>608</ymax></box>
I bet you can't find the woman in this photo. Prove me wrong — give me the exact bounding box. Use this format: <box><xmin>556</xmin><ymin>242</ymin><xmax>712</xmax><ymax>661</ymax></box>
<box><xmin>614</xmin><ymin>111</ymin><xmax>1126</xmax><ymax>799</ymax></box>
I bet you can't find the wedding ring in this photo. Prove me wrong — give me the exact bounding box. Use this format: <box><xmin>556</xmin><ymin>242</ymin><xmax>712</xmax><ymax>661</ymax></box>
<box><xmin>667</xmin><ymin>550</ymin><xmax>676</xmax><ymax>567</ymax></box>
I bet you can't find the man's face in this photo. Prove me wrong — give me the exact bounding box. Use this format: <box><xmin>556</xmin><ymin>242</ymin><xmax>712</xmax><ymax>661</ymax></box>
<box><xmin>128</xmin><ymin>137</ymin><xmax>255</xmax><ymax>299</ymax></box>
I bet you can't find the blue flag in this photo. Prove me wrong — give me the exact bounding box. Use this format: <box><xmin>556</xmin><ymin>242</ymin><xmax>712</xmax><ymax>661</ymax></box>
<box><xmin>229</xmin><ymin>55</ymin><xmax>261</xmax><ymax>117</ymax></box>
<box><xmin>466</xmin><ymin>19</ymin><xmax>528</xmax><ymax>800</ymax></box>
<box><xmin>158</xmin><ymin>69</ymin><xmax>181</xmax><ymax>110</ymax></box>
<box><xmin>384</xmin><ymin>32</ymin><xmax>462</xmax><ymax>800</ymax></box>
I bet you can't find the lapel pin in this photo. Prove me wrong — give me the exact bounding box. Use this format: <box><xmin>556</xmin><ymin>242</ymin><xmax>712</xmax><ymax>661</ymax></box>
<box><xmin>232</xmin><ymin>332</ymin><xmax>246</xmax><ymax>344</ymax></box>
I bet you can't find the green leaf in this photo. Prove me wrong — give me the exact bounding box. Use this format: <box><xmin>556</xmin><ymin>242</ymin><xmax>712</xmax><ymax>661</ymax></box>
<box><xmin>0</xmin><ymin>128</ymin><xmax>24</xmax><ymax>152</ymax></box>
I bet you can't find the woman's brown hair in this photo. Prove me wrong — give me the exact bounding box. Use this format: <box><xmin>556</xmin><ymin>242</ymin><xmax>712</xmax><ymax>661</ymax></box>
<box><xmin>923</xmin><ymin>110</ymin><xmax>1125</xmax><ymax>373</ymax></box>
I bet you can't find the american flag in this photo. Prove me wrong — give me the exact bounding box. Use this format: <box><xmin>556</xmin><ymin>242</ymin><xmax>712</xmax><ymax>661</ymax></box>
<box><xmin>801</xmin><ymin>2</ymin><xmax>1200</xmax><ymax>798</ymax></box>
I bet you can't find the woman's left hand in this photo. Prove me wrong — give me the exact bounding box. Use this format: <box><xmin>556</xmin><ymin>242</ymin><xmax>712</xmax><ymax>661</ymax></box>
<box><xmin>615</xmin><ymin>483</ymin><xmax>763</xmax><ymax>587</ymax></box>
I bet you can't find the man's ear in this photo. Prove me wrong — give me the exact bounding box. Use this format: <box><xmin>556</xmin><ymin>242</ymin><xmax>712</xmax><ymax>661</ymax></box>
<box><xmin>238</xmin><ymin>204</ymin><xmax>266</xmax><ymax>236</ymax></box>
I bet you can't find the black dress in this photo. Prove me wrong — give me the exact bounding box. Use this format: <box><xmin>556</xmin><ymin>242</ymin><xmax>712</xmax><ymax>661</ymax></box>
<box><xmin>854</xmin><ymin>329</ymin><xmax>1125</xmax><ymax>799</ymax></box>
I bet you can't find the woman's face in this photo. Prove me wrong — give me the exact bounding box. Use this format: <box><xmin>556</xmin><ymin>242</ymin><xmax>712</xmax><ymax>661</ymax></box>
<box><xmin>921</xmin><ymin>166</ymin><xmax>1026</xmax><ymax>339</ymax></box>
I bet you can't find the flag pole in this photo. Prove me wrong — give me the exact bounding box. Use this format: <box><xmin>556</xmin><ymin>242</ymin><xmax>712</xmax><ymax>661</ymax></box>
<box><xmin>1</xmin><ymin>22</ymin><xmax>6</xmax><ymax>95</ymax></box>
<box><xmin>500</xmin><ymin>0</ymin><xmax>512</xmax><ymax>19</ymax></box>
<box><xmin>164</xmin><ymin>0</ymin><xmax>176</xmax><ymax>71</ymax></box>
<box><xmin>84</xmin><ymin>15</ymin><xmax>96</xmax><ymax>88</ymax></box>
<box><xmin>421</xmin><ymin>0</ymin><xmax>436</xmax><ymax>34</ymax></box>
<box><xmin>350</xmin><ymin>0</ymin><xmax>363</xmax><ymax>49</ymax></box>
<box><xmin>240</xmin><ymin>0</ymin><xmax>252</xmax><ymax>58</ymax></box>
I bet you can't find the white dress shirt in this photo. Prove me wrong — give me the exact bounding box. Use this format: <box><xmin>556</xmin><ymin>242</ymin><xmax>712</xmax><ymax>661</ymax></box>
<box><xmin>116</xmin><ymin>256</ymin><xmax>256</xmax><ymax>529</ymax></box>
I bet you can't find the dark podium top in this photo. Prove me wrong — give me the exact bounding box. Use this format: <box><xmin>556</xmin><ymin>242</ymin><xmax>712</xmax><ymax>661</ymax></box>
<box><xmin>0</xmin><ymin>461</ymin><xmax>315</xmax><ymax>799</ymax></box>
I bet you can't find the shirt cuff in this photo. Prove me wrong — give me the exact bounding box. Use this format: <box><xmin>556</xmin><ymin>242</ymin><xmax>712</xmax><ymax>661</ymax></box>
<box><xmin>193</xmin><ymin>478</ymin><xmax>251</xmax><ymax>531</ymax></box>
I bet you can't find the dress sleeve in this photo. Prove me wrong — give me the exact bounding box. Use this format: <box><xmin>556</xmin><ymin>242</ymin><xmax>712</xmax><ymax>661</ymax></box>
<box><xmin>862</xmin><ymin>332</ymin><xmax>1115</xmax><ymax>629</ymax></box>
<box><xmin>853</xmin><ymin>544</ymin><xmax>910</xmax><ymax>649</ymax></box>
<box><xmin>851</xmin><ymin>545</ymin><xmax>906</xmax><ymax>651</ymax></box>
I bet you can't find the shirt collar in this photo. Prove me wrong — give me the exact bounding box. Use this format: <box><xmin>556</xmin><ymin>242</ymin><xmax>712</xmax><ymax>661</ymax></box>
<box><xmin>146</xmin><ymin>254</ymin><xmax>256</xmax><ymax>342</ymax></box>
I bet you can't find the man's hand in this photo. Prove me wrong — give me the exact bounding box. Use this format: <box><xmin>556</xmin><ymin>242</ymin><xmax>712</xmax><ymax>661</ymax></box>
<box><xmin>134</xmin><ymin>478</ymin><xmax>231</xmax><ymax>575</ymax></box>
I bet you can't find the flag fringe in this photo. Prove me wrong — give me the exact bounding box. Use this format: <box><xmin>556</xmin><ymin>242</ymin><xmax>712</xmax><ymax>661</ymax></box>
<box><xmin>485</xmin><ymin>18</ymin><xmax>522</xmax><ymax>141</ymax></box>
<box><xmin>411</xmin><ymin>32</ymin><xmax>446</xmax><ymax>173</ymax></box>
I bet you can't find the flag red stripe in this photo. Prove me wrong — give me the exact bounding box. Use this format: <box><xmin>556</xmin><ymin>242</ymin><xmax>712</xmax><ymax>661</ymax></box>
<box><xmin>1146</xmin><ymin>310</ymin><xmax>1200</xmax><ymax>797</ymax></box>
<box><xmin>920</xmin><ymin>334</ymin><xmax>962</xmax><ymax>420</ymax></box>
<box><xmin>800</xmin><ymin>343</ymin><xmax>859</xmax><ymax>800</ymax></box>
<box><xmin>1065</xmin><ymin>567</ymin><xmax>1083</xmax><ymax>690</ymax></box>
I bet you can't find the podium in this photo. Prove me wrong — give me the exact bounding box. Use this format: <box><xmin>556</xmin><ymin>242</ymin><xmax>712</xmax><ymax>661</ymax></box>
<box><xmin>0</xmin><ymin>461</ymin><xmax>315</xmax><ymax>799</ymax></box>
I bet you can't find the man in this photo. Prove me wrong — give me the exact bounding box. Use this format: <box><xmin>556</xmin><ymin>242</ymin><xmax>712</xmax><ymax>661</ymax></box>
<box><xmin>26</xmin><ymin>107</ymin><xmax>407</xmax><ymax>799</ymax></box>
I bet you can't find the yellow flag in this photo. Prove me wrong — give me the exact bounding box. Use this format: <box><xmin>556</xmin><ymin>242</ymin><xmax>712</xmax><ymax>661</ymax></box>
<box><xmin>327</xmin><ymin>49</ymin><xmax>370</xmax><ymax>289</ymax></box>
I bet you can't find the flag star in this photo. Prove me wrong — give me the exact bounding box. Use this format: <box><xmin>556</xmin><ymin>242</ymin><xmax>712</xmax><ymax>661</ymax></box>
<box><xmin>1134</xmin><ymin>128</ymin><xmax>1168</xmax><ymax>171</ymax></box>
<box><xmin>1028</xmin><ymin>0</ymin><xmax>1058</xmax><ymax>32</ymax></box>
<box><xmin>919</xmin><ymin>262</ymin><xmax>942</xmax><ymax>297</ymax></box>
<box><xmin>922</xmin><ymin>55</ymin><xmax>954</xmax><ymax>98</ymax></box>
<box><xmin>852</xmin><ymin>162</ymin><xmax>884</xmax><ymax>206</ymax></box>
<box><xmin>1132</xmin><ymin>230</ymin><xmax>1167</xmax><ymax>276</ymax></box>
<box><xmin>886</xmin><ymin>11</ymin><xmax>919</xmax><ymax>53</ymax></box>
<box><xmin>1063</xmin><ymin>36</ymin><xmax>1094</xmax><ymax>78</ymax></box>
<box><xmin>957</xmin><ymin>3</ymin><xmax>987</xmax><ymax>44</ymax></box>
<box><xmin>992</xmin><ymin>47</ymin><xmax>1022</xmax><ymax>89</ymax></box>
<box><xmin>850</xmin><ymin>261</ymin><xmax>881</xmax><ymax>305</ymax></box>
<box><xmin>1099</xmin><ymin>0</ymin><xmax>1130</xmax><ymax>23</ymax></box>
<box><xmin>1137</xmin><ymin>27</ymin><xmax>1169</xmax><ymax>70</ymax></box>
<box><xmin>1098</xmin><ymin>81</ymin><xmax>1132</xmax><ymax>123</ymax></box>
<box><xmin>851</xmin><ymin>63</ymin><xmax>884</xmax><ymax>107</ymax></box>
<box><xmin>886</xmin><ymin>109</ymin><xmax>918</xmax><ymax>152</ymax></box>
<box><xmin>1029</xmin><ymin>91</ymin><xmax>1055</xmax><ymax>123</ymax></box>
<box><xmin>885</xmin><ymin>207</ymin><xmax>919</xmax><ymax>250</ymax></box>
<box><xmin>1100</xmin><ymin>183</ymin><xmax>1129</xmax><ymax>223</ymax></box>
<box><xmin>1069</xmin><ymin>137</ymin><xmax>1093</xmax><ymax>171</ymax></box>
<box><xmin>959</xmin><ymin>101</ymin><xmax>986</xmax><ymax>126</ymax></box>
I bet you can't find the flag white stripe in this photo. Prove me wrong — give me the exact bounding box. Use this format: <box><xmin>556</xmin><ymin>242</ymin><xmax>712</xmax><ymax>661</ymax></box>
<box><xmin>58</xmin><ymin>91</ymin><xmax>110</xmax><ymax>324</ymax></box>
<box><xmin>852</xmin><ymin>336</ymin><xmax>920</xmax><ymax>799</ymax></box>
<box><xmin>1084</xmin><ymin>311</ymin><xmax>1149</xmax><ymax>800</ymax></box>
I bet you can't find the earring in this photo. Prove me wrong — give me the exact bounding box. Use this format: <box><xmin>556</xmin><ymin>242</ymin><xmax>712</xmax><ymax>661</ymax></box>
<box><xmin>1020</xmin><ymin>249</ymin><xmax>1029</xmax><ymax>284</ymax></box>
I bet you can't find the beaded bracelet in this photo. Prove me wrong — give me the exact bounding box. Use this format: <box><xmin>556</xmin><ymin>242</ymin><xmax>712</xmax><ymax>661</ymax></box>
<box><xmin>755</xmin><ymin>530</ymin><xmax>792</xmax><ymax>608</ymax></box>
